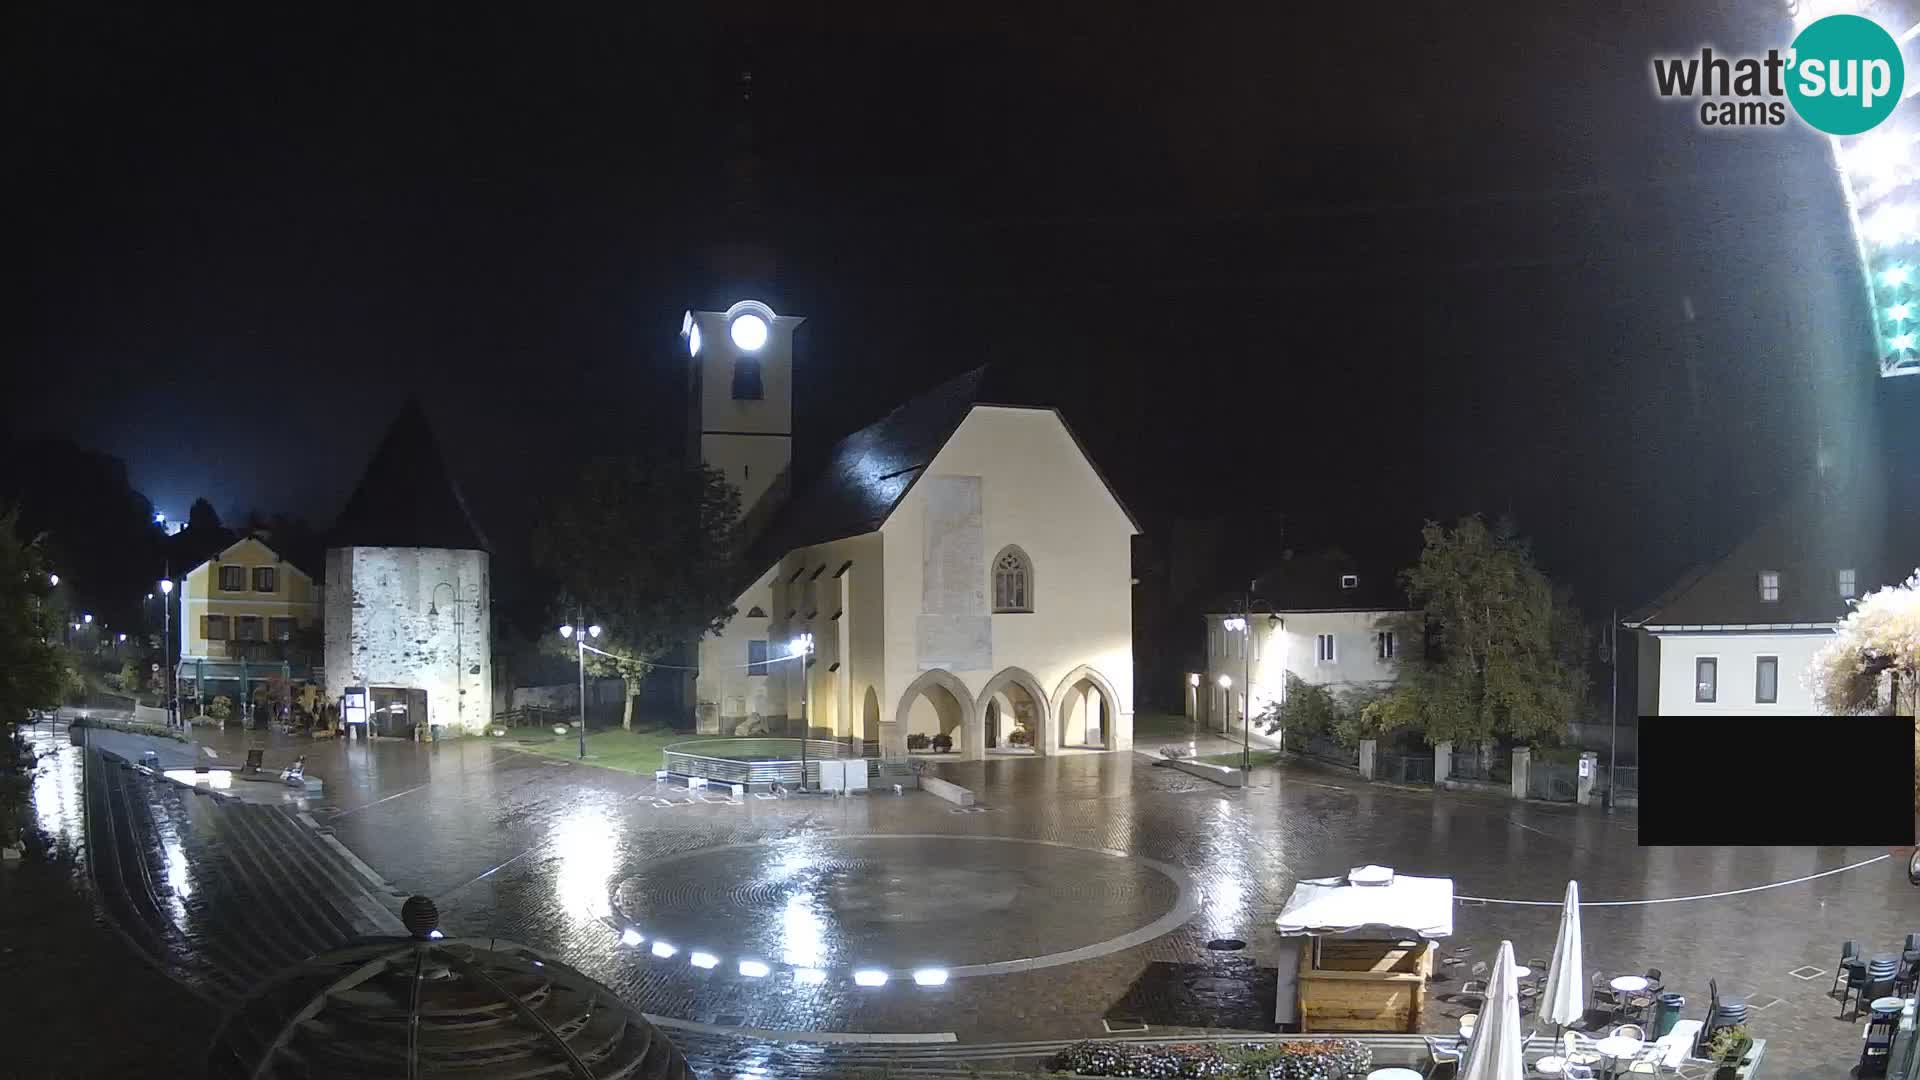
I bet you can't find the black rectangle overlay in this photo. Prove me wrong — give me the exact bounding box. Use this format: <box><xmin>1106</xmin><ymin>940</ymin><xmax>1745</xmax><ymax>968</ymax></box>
<box><xmin>1638</xmin><ymin>716</ymin><xmax>1914</xmax><ymax>847</ymax></box>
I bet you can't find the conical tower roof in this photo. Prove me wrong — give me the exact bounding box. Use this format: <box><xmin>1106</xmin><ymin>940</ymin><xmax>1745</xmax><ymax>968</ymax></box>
<box><xmin>328</xmin><ymin>400</ymin><xmax>489</xmax><ymax>552</ymax></box>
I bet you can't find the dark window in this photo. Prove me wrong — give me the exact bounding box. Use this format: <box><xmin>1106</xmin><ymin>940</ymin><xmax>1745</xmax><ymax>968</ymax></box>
<box><xmin>745</xmin><ymin>606</ymin><xmax>767</xmax><ymax>618</ymax></box>
<box><xmin>732</xmin><ymin>357</ymin><xmax>764</xmax><ymax>400</ymax></box>
<box><xmin>1695</xmin><ymin>657</ymin><xmax>1718</xmax><ymax>703</ymax></box>
<box><xmin>253</xmin><ymin>566</ymin><xmax>278</xmax><ymax>593</ymax></box>
<box><xmin>235</xmin><ymin>615</ymin><xmax>264</xmax><ymax>642</ymax></box>
<box><xmin>1376</xmin><ymin>631</ymin><xmax>1396</xmax><ymax>660</ymax></box>
<box><xmin>748</xmin><ymin>640</ymin><xmax>769</xmax><ymax>676</ymax></box>
<box><xmin>219</xmin><ymin>565</ymin><xmax>246</xmax><ymax>591</ymax></box>
<box><xmin>205</xmin><ymin>614</ymin><xmax>230</xmax><ymax>640</ymax></box>
<box><xmin>269</xmin><ymin>617</ymin><xmax>295</xmax><ymax>642</ymax></box>
<box><xmin>1755</xmin><ymin>656</ymin><xmax>1779</xmax><ymax>704</ymax></box>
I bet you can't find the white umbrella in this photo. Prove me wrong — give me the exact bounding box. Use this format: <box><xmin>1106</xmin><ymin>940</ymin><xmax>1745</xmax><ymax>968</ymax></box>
<box><xmin>1460</xmin><ymin>940</ymin><xmax>1528</xmax><ymax>1080</ymax></box>
<box><xmin>1539</xmin><ymin>880</ymin><xmax>1585</xmax><ymax>1031</ymax></box>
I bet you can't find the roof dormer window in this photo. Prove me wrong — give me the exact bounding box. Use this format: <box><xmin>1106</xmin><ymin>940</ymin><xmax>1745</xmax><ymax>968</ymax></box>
<box><xmin>1340</xmin><ymin>574</ymin><xmax>1359</xmax><ymax>590</ymax></box>
<box><xmin>1758</xmin><ymin>571</ymin><xmax>1780</xmax><ymax>603</ymax></box>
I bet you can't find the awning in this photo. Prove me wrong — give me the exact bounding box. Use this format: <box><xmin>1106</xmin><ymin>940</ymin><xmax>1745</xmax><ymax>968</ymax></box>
<box><xmin>1275</xmin><ymin>865</ymin><xmax>1454</xmax><ymax>939</ymax></box>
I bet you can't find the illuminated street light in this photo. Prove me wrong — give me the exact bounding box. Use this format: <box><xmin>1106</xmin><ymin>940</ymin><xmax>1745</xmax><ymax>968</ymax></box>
<box><xmin>559</xmin><ymin>615</ymin><xmax>602</xmax><ymax>759</ymax></box>
<box><xmin>1892</xmin><ymin>304</ymin><xmax>1913</xmax><ymax>321</ymax></box>
<box><xmin>621</xmin><ymin>928</ymin><xmax>644</xmax><ymax>947</ymax></box>
<box><xmin>738</xmin><ymin>959</ymin><xmax>770</xmax><ymax>977</ymax></box>
<box><xmin>48</xmin><ymin>573</ymin><xmax>58</xmax><ymax>586</ymax></box>
<box><xmin>82</xmin><ymin>613</ymin><xmax>93</xmax><ymax>624</ymax></box>
<box><xmin>1217</xmin><ymin>674</ymin><xmax>1232</xmax><ymax>689</ymax></box>
<box><xmin>912</xmin><ymin>968</ymin><xmax>949</xmax><ymax>986</ymax></box>
<box><xmin>794</xmin><ymin>967</ymin><xmax>827</xmax><ymax>985</ymax></box>
<box><xmin>853</xmin><ymin>969</ymin><xmax>888</xmax><ymax>987</ymax></box>
<box><xmin>650</xmin><ymin>941</ymin><xmax>677</xmax><ymax>958</ymax></box>
<box><xmin>689</xmin><ymin>952</ymin><xmax>718</xmax><ymax>970</ymax></box>
<box><xmin>159</xmin><ymin>575</ymin><xmax>176</xmax><ymax>728</ymax></box>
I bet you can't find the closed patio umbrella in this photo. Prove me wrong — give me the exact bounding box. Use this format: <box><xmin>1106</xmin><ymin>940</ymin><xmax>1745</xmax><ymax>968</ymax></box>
<box><xmin>1539</xmin><ymin>880</ymin><xmax>1585</xmax><ymax>1031</ymax></box>
<box><xmin>1460</xmin><ymin>940</ymin><xmax>1528</xmax><ymax>1080</ymax></box>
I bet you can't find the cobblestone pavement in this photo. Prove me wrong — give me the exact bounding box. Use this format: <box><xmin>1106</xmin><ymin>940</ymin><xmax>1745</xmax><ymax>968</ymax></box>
<box><xmin>34</xmin><ymin>720</ymin><xmax>1920</xmax><ymax>1076</ymax></box>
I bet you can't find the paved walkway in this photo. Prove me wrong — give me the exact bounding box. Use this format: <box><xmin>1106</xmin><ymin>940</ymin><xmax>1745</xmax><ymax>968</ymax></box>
<box><xmin>29</xmin><ymin>717</ymin><xmax>1916</xmax><ymax>1076</ymax></box>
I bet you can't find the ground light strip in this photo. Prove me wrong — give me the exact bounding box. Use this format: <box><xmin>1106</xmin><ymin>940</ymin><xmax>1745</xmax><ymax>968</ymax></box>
<box><xmin>1455</xmin><ymin>853</ymin><xmax>1889</xmax><ymax>906</ymax></box>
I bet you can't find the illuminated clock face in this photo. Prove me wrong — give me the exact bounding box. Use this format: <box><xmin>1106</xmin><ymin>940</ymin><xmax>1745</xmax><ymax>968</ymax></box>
<box><xmin>687</xmin><ymin>322</ymin><xmax>702</xmax><ymax>357</ymax></box>
<box><xmin>730</xmin><ymin>312</ymin><xmax>769</xmax><ymax>351</ymax></box>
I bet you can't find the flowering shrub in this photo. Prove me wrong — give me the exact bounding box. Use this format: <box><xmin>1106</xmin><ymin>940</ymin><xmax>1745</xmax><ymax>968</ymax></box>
<box><xmin>1808</xmin><ymin>570</ymin><xmax>1920</xmax><ymax>808</ymax></box>
<box><xmin>1049</xmin><ymin>1039</ymin><xmax>1372</xmax><ymax>1078</ymax></box>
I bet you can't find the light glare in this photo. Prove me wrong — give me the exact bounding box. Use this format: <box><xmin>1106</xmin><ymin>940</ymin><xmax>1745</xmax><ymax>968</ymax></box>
<box><xmin>559</xmin><ymin>624</ymin><xmax>574</xmax><ymax>639</ymax></box>
<box><xmin>159</xmin><ymin>579</ymin><xmax>174</xmax><ymax>595</ymax></box>
<box><xmin>1883</xmin><ymin>265</ymin><xmax>1911</xmax><ymax>287</ymax></box>
<box><xmin>1217</xmin><ymin>674</ymin><xmax>1233</xmax><ymax>689</ymax></box>
<box><xmin>738</xmin><ymin>959</ymin><xmax>771</xmax><ymax>977</ymax></box>
<box><xmin>1892</xmin><ymin>304</ymin><xmax>1913</xmax><ymax>321</ymax></box>
<box><xmin>912</xmin><ymin>968</ymin><xmax>949</xmax><ymax>986</ymax></box>
<box><xmin>48</xmin><ymin>574</ymin><xmax>58</xmax><ymax>586</ymax></box>
<box><xmin>689</xmin><ymin>322</ymin><xmax>702</xmax><ymax>357</ymax></box>
<box><xmin>588</xmin><ymin>624</ymin><xmax>603</xmax><ymax>639</ymax></box>
<box><xmin>651</xmin><ymin>941</ymin><xmax>677</xmax><ymax>958</ymax></box>
<box><xmin>730</xmin><ymin>312</ymin><xmax>769</xmax><ymax>351</ymax></box>
<box><xmin>853</xmin><ymin>969</ymin><xmax>888</xmax><ymax>987</ymax></box>
<box><xmin>690</xmin><ymin>951</ymin><xmax>719</xmax><ymax>969</ymax></box>
<box><xmin>794</xmin><ymin>967</ymin><xmax>828</xmax><ymax>985</ymax></box>
<box><xmin>621</xmin><ymin>928</ymin><xmax>644</xmax><ymax>946</ymax></box>
<box><xmin>1894</xmin><ymin>333</ymin><xmax>1918</xmax><ymax>351</ymax></box>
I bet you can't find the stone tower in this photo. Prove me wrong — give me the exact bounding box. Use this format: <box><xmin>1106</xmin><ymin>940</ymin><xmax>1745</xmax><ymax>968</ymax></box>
<box><xmin>683</xmin><ymin>301</ymin><xmax>803</xmax><ymax>525</ymax></box>
<box><xmin>323</xmin><ymin>401</ymin><xmax>492</xmax><ymax>737</ymax></box>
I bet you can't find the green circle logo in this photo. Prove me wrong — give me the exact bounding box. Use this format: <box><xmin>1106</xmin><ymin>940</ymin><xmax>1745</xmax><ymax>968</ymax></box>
<box><xmin>1788</xmin><ymin>14</ymin><xmax>1904</xmax><ymax>135</ymax></box>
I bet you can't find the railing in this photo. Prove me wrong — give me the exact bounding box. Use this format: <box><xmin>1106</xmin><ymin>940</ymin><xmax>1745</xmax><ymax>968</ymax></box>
<box><xmin>660</xmin><ymin>737</ymin><xmax>862</xmax><ymax>787</ymax></box>
<box><xmin>1527</xmin><ymin>762</ymin><xmax>1580</xmax><ymax>802</ymax></box>
<box><xmin>1600</xmin><ymin>764</ymin><xmax>1639</xmax><ymax>798</ymax></box>
<box><xmin>1286</xmin><ymin>733</ymin><xmax>1360</xmax><ymax>769</ymax></box>
<box><xmin>1449</xmin><ymin>750</ymin><xmax>1493</xmax><ymax>782</ymax></box>
<box><xmin>1375</xmin><ymin>752</ymin><xmax>1434</xmax><ymax>784</ymax></box>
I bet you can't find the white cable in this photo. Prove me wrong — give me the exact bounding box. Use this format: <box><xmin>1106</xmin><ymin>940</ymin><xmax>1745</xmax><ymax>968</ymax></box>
<box><xmin>575</xmin><ymin>639</ymin><xmax>807</xmax><ymax>672</ymax></box>
<box><xmin>1456</xmin><ymin>854</ymin><xmax>1889</xmax><ymax>907</ymax></box>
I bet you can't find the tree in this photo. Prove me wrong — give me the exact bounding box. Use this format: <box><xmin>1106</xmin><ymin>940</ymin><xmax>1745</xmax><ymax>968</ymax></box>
<box><xmin>1362</xmin><ymin>516</ymin><xmax>1589</xmax><ymax>746</ymax></box>
<box><xmin>1</xmin><ymin>508</ymin><xmax>67</xmax><ymax>847</ymax></box>
<box><xmin>1810</xmin><ymin>570</ymin><xmax>1920</xmax><ymax>806</ymax></box>
<box><xmin>187</xmin><ymin>497</ymin><xmax>223</xmax><ymax>534</ymax></box>
<box><xmin>532</xmin><ymin>457</ymin><xmax>743</xmax><ymax>730</ymax></box>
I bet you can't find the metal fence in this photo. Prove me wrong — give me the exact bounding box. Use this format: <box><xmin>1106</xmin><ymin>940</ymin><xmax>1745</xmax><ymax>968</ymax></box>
<box><xmin>1449</xmin><ymin>750</ymin><xmax>1492</xmax><ymax>782</ymax></box>
<box><xmin>1375</xmin><ymin>752</ymin><xmax>1434</xmax><ymax>785</ymax></box>
<box><xmin>661</xmin><ymin>738</ymin><xmax>860</xmax><ymax>787</ymax></box>
<box><xmin>1527</xmin><ymin>762</ymin><xmax>1580</xmax><ymax>802</ymax></box>
<box><xmin>1285</xmin><ymin>734</ymin><xmax>1360</xmax><ymax>769</ymax></box>
<box><xmin>1598</xmin><ymin>764</ymin><xmax>1639</xmax><ymax>799</ymax></box>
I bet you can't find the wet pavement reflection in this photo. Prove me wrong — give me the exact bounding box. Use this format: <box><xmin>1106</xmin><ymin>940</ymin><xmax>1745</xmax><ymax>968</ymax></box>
<box><xmin>27</xmin><ymin>717</ymin><xmax>1915</xmax><ymax>1076</ymax></box>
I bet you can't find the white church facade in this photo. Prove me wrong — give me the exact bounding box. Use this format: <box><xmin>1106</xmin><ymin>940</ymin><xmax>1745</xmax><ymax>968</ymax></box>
<box><xmin>687</xmin><ymin>302</ymin><xmax>1138</xmax><ymax>760</ymax></box>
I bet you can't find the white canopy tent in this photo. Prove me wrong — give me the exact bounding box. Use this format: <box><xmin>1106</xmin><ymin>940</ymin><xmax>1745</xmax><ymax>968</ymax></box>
<box><xmin>1274</xmin><ymin>866</ymin><xmax>1454</xmax><ymax>1031</ymax></box>
<box><xmin>1275</xmin><ymin>865</ymin><xmax>1456</xmax><ymax>939</ymax></box>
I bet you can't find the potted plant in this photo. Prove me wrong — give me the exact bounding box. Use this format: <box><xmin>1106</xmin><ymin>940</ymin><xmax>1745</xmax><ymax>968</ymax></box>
<box><xmin>906</xmin><ymin>732</ymin><xmax>930</xmax><ymax>751</ymax></box>
<box><xmin>1007</xmin><ymin>726</ymin><xmax>1033</xmax><ymax>748</ymax></box>
<box><xmin>930</xmin><ymin>732</ymin><xmax>953</xmax><ymax>753</ymax></box>
<box><xmin>1705</xmin><ymin>1024</ymin><xmax>1752</xmax><ymax>1079</ymax></box>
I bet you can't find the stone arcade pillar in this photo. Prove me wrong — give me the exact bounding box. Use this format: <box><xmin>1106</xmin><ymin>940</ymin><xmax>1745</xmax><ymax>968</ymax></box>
<box><xmin>1358</xmin><ymin>739</ymin><xmax>1377</xmax><ymax>781</ymax></box>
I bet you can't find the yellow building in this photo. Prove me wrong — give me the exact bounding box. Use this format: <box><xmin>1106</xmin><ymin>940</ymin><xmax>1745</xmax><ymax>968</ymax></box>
<box><xmin>177</xmin><ymin>535</ymin><xmax>322</xmax><ymax>709</ymax></box>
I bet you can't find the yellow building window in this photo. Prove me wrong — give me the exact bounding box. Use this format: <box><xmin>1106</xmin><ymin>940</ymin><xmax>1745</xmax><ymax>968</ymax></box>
<box><xmin>253</xmin><ymin>566</ymin><xmax>278</xmax><ymax>593</ymax></box>
<box><xmin>218</xmin><ymin>566</ymin><xmax>246</xmax><ymax>591</ymax></box>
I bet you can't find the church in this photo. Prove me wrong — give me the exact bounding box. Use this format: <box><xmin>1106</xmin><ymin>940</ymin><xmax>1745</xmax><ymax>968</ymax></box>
<box><xmin>687</xmin><ymin>301</ymin><xmax>1138</xmax><ymax>760</ymax></box>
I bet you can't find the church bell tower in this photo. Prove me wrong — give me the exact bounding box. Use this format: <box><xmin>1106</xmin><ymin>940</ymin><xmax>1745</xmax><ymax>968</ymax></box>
<box><xmin>684</xmin><ymin>301</ymin><xmax>801</xmax><ymax>527</ymax></box>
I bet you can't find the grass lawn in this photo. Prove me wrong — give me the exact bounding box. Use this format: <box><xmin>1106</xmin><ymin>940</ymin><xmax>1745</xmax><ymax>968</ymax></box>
<box><xmin>507</xmin><ymin>725</ymin><xmax>688</xmax><ymax>775</ymax></box>
<box><xmin>1197</xmin><ymin>749</ymin><xmax>1286</xmax><ymax>768</ymax></box>
<box><xmin>1132</xmin><ymin>711</ymin><xmax>1201</xmax><ymax>740</ymax></box>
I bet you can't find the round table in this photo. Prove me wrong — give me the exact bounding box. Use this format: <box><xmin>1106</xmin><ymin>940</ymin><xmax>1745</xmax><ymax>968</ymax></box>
<box><xmin>1513</xmin><ymin>965</ymin><xmax>1533</xmax><ymax>979</ymax></box>
<box><xmin>1533</xmin><ymin>1054</ymin><xmax>1567</xmax><ymax>1076</ymax></box>
<box><xmin>1366</xmin><ymin>1070</ymin><xmax>1424</xmax><ymax>1080</ymax></box>
<box><xmin>1610</xmin><ymin>975</ymin><xmax>1650</xmax><ymax>994</ymax></box>
<box><xmin>1874</xmin><ymin>996</ymin><xmax>1908</xmax><ymax>1013</ymax></box>
<box><xmin>1594</xmin><ymin>1035</ymin><xmax>1644</xmax><ymax>1070</ymax></box>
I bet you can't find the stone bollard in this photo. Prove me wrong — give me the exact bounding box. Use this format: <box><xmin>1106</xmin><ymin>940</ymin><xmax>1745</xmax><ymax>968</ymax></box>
<box><xmin>1511</xmin><ymin>746</ymin><xmax>1531</xmax><ymax>801</ymax></box>
<box><xmin>1576</xmin><ymin>751</ymin><xmax>1598</xmax><ymax>806</ymax></box>
<box><xmin>1358</xmin><ymin>739</ymin><xmax>1377</xmax><ymax>781</ymax></box>
<box><xmin>1433</xmin><ymin>740</ymin><xmax>1453</xmax><ymax>785</ymax></box>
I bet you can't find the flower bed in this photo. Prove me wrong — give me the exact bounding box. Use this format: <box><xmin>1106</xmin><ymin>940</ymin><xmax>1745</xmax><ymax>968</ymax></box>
<box><xmin>1049</xmin><ymin>1040</ymin><xmax>1372</xmax><ymax>1079</ymax></box>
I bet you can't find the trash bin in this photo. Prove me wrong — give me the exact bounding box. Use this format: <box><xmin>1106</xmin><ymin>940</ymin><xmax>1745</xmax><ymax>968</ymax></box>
<box><xmin>1654</xmin><ymin>993</ymin><xmax>1686</xmax><ymax>1038</ymax></box>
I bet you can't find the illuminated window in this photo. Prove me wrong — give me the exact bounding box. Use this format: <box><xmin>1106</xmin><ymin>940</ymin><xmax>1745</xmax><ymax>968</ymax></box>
<box><xmin>747</xmin><ymin>640</ymin><xmax>769</xmax><ymax>676</ymax></box>
<box><xmin>218</xmin><ymin>565</ymin><xmax>246</xmax><ymax>591</ymax></box>
<box><xmin>235</xmin><ymin>616</ymin><xmax>263</xmax><ymax>642</ymax></box>
<box><xmin>252</xmin><ymin>566</ymin><xmax>277</xmax><ymax>593</ymax></box>
<box><xmin>992</xmin><ymin>546</ymin><xmax>1033</xmax><ymax>613</ymax></box>
<box><xmin>1755</xmin><ymin>656</ymin><xmax>1778</xmax><ymax>704</ymax></box>
<box><xmin>205</xmin><ymin>614</ymin><xmax>230</xmax><ymax>640</ymax></box>
<box><xmin>1757</xmin><ymin>571</ymin><xmax>1780</xmax><ymax>603</ymax></box>
<box><xmin>732</xmin><ymin>357</ymin><xmax>764</xmax><ymax>400</ymax></box>
<box><xmin>1341</xmin><ymin>574</ymin><xmax>1359</xmax><ymax>589</ymax></box>
<box><xmin>1839</xmin><ymin>568</ymin><xmax>1857</xmax><ymax>599</ymax></box>
<box><xmin>1695</xmin><ymin>657</ymin><xmax>1717</xmax><ymax>703</ymax></box>
<box><xmin>1376</xmin><ymin>631</ymin><xmax>1396</xmax><ymax>660</ymax></box>
<box><xmin>1316</xmin><ymin>633</ymin><xmax>1336</xmax><ymax>665</ymax></box>
<box><xmin>269</xmin><ymin>617</ymin><xmax>295</xmax><ymax>641</ymax></box>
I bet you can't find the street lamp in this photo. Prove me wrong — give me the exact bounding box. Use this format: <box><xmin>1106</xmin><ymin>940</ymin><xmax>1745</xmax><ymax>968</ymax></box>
<box><xmin>559</xmin><ymin>619</ymin><xmax>602</xmax><ymax>759</ymax></box>
<box><xmin>790</xmin><ymin>634</ymin><xmax>815</xmax><ymax>790</ymax></box>
<box><xmin>159</xmin><ymin>577</ymin><xmax>176</xmax><ymax>728</ymax></box>
<box><xmin>48</xmin><ymin>573</ymin><xmax>58</xmax><ymax>587</ymax></box>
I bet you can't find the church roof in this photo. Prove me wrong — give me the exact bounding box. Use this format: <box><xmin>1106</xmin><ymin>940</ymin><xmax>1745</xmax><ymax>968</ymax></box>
<box><xmin>328</xmin><ymin>400</ymin><xmax>490</xmax><ymax>553</ymax></box>
<box><xmin>741</xmin><ymin>365</ymin><xmax>1136</xmax><ymax>576</ymax></box>
<box><xmin>1207</xmin><ymin>552</ymin><xmax>1415</xmax><ymax>615</ymax></box>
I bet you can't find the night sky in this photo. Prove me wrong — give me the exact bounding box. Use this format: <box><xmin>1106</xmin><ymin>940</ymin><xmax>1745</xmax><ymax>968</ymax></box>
<box><xmin>10</xmin><ymin>1</ymin><xmax>1916</xmax><ymax>620</ymax></box>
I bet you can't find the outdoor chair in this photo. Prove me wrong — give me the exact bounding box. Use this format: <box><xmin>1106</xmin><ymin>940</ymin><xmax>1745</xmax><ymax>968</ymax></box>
<box><xmin>1837</xmin><ymin>940</ymin><xmax>1865</xmax><ymax>996</ymax></box>
<box><xmin>1843</xmin><ymin>959</ymin><xmax>1877</xmax><ymax>1016</ymax></box>
<box><xmin>1643</xmin><ymin>968</ymin><xmax>1664</xmax><ymax>993</ymax></box>
<box><xmin>1592</xmin><ymin>972</ymin><xmax>1620</xmax><ymax>1012</ymax></box>
<box><xmin>1864</xmin><ymin>1004</ymin><xmax>1900</xmax><ymax>1076</ymax></box>
<box><xmin>1424</xmin><ymin>1034</ymin><xmax>1462</xmax><ymax>1071</ymax></box>
<box><xmin>1855</xmin><ymin>974</ymin><xmax>1898</xmax><ymax>1021</ymax></box>
<box><xmin>1612</xmin><ymin>1024</ymin><xmax>1648</xmax><ymax>1042</ymax></box>
<box><xmin>1459</xmin><ymin>982</ymin><xmax>1488</xmax><ymax>1009</ymax></box>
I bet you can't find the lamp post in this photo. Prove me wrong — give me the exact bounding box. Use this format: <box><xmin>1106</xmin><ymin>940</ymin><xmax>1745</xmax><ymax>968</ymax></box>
<box><xmin>160</xmin><ymin>576</ymin><xmax>176</xmax><ymax>729</ymax></box>
<box><xmin>559</xmin><ymin>618</ymin><xmax>602</xmax><ymax>760</ymax></box>
<box><xmin>1217</xmin><ymin>673</ymin><xmax>1234</xmax><ymax>765</ymax></box>
<box><xmin>790</xmin><ymin>634</ymin><xmax>814</xmax><ymax>791</ymax></box>
<box><xmin>1602</xmin><ymin>609</ymin><xmax>1619</xmax><ymax>813</ymax></box>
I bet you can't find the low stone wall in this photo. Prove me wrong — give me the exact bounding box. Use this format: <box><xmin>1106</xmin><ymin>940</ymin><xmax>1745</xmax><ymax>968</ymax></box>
<box><xmin>919</xmin><ymin>775</ymin><xmax>975</xmax><ymax>806</ymax></box>
<box><xmin>1163</xmin><ymin>759</ymin><xmax>1246</xmax><ymax>787</ymax></box>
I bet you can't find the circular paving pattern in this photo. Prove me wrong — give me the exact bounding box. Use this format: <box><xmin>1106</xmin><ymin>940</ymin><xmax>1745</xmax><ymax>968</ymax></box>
<box><xmin>609</xmin><ymin>834</ymin><xmax>1196</xmax><ymax>978</ymax></box>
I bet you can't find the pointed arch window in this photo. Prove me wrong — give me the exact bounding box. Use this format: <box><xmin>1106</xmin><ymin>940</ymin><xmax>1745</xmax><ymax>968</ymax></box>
<box><xmin>992</xmin><ymin>546</ymin><xmax>1034</xmax><ymax>613</ymax></box>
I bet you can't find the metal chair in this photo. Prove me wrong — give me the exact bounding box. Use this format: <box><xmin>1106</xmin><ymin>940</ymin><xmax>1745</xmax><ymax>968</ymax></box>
<box><xmin>1844</xmin><ymin>959</ymin><xmax>1879</xmax><ymax>1017</ymax></box>
<box><xmin>1592</xmin><ymin>971</ymin><xmax>1620</xmax><ymax>1013</ymax></box>
<box><xmin>1642</xmin><ymin>967</ymin><xmax>1663</xmax><ymax>994</ymax></box>
<box><xmin>1837</xmin><ymin>940</ymin><xmax>1865</xmax><ymax>996</ymax></box>
<box><xmin>1864</xmin><ymin>1002</ymin><xmax>1900</xmax><ymax>1076</ymax></box>
<box><xmin>1424</xmin><ymin>1035</ymin><xmax>1462</xmax><ymax>1077</ymax></box>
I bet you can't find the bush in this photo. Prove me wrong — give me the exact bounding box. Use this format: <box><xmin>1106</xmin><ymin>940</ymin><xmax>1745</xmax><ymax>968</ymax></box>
<box><xmin>1008</xmin><ymin>726</ymin><xmax>1033</xmax><ymax>747</ymax></box>
<box><xmin>906</xmin><ymin>732</ymin><xmax>930</xmax><ymax>750</ymax></box>
<box><xmin>207</xmin><ymin>695</ymin><xmax>233</xmax><ymax>721</ymax></box>
<box><xmin>930</xmin><ymin>732</ymin><xmax>953</xmax><ymax>753</ymax></box>
<box><xmin>1049</xmin><ymin>1040</ymin><xmax>1372</xmax><ymax>1079</ymax></box>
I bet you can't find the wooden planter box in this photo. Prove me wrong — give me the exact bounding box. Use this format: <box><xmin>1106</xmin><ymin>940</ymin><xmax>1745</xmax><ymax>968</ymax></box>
<box><xmin>1291</xmin><ymin>936</ymin><xmax>1433</xmax><ymax>1034</ymax></box>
